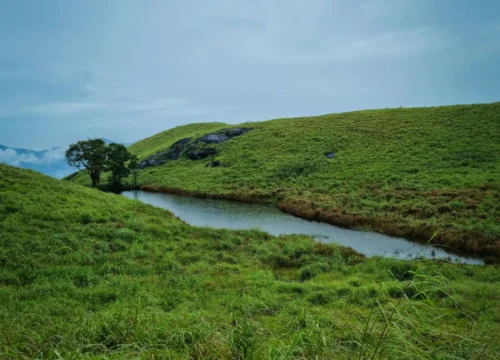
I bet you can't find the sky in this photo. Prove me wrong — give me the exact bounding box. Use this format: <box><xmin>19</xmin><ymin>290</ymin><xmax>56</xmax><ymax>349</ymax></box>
<box><xmin>0</xmin><ymin>0</ymin><xmax>499</xmax><ymax>150</ymax></box>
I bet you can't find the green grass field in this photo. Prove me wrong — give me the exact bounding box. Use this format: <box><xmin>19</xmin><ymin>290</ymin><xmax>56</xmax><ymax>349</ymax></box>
<box><xmin>2</xmin><ymin>164</ymin><xmax>500</xmax><ymax>359</ymax></box>
<box><xmin>72</xmin><ymin>103</ymin><xmax>500</xmax><ymax>260</ymax></box>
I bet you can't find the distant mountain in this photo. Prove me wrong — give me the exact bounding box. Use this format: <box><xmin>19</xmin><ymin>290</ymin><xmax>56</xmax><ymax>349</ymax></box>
<box><xmin>101</xmin><ymin>138</ymin><xmax>133</xmax><ymax>147</ymax></box>
<box><xmin>0</xmin><ymin>139</ymin><xmax>133</xmax><ymax>178</ymax></box>
<box><xmin>0</xmin><ymin>145</ymin><xmax>72</xmax><ymax>179</ymax></box>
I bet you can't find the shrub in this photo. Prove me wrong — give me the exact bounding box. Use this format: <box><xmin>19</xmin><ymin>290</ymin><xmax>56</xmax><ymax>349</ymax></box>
<box><xmin>80</xmin><ymin>213</ymin><xmax>93</xmax><ymax>225</ymax></box>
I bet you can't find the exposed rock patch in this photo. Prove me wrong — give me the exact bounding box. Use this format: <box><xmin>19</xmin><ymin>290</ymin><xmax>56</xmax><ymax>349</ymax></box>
<box><xmin>198</xmin><ymin>128</ymin><xmax>252</xmax><ymax>144</ymax></box>
<box><xmin>188</xmin><ymin>148</ymin><xmax>217</xmax><ymax>160</ymax></box>
<box><xmin>139</xmin><ymin>128</ymin><xmax>252</xmax><ymax>169</ymax></box>
<box><xmin>139</xmin><ymin>137</ymin><xmax>192</xmax><ymax>169</ymax></box>
<box><xmin>200</xmin><ymin>133</ymin><xmax>229</xmax><ymax>144</ymax></box>
<box><xmin>170</xmin><ymin>138</ymin><xmax>193</xmax><ymax>159</ymax></box>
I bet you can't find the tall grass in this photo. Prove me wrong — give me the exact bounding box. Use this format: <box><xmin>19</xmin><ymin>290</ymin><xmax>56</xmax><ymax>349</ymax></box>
<box><xmin>2</xmin><ymin>165</ymin><xmax>500</xmax><ymax>359</ymax></box>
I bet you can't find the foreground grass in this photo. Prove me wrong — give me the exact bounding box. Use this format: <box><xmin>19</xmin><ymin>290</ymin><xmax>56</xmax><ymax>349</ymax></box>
<box><xmin>3</xmin><ymin>164</ymin><xmax>500</xmax><ymax>359</ymax></box>
<box><xmin>73</xmin><ymin>103</ymin><xmax>500</xmax><ymax>260</ymax></box>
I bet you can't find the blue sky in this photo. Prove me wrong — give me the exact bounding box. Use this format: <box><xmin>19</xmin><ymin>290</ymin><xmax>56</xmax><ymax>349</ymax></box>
<box><xmin>1</xmin><ymin>0</ymin><xmax>499</xmax><ymax>149</ymax></box>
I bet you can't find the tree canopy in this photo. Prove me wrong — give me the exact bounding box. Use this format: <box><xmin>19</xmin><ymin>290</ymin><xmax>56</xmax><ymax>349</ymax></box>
<box><xmin>65</xmin><ymin>139</ymin><xmax>134</xmax><ymax>188</ymax></box>
<box><xmin>65</xmin><ymin>139</ymin><xmax>108</xmax><ymax>187</ymax></box>
<box><xmin>106</xmin><ymin>143</ymin><xmax>132</xmax><ymax>187</ymax></box>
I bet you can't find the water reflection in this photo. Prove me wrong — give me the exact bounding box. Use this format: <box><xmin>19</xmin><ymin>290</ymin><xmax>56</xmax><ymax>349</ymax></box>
<box><xmin>122</xmin><ymin>190</ymin><xmax>483</xmax><ymax>265</ymax></box>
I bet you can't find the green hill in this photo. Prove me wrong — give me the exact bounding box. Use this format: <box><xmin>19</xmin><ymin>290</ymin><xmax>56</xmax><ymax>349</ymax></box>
<box><xmin>73</xmin><ymin>103</ymin><xmax>500</xmax><ymax>260</ymax></box>
<box><xmin>2</xmin><ymin>164</ymin><xmax>500</xmax><ymax>358</ymax></box>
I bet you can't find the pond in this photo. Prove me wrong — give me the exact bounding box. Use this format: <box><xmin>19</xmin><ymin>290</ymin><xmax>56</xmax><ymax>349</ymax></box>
<box><xmin>122</xmin><ymin>190</ymin><xmax>483</xmax><ymax>265</ymax></box>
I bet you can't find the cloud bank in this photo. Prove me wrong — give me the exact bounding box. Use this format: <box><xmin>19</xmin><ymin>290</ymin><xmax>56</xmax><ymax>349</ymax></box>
<box><xmin>0</xmin><ymin>147</ymin><xmax>65</xmax><ymax>167</ymax></box>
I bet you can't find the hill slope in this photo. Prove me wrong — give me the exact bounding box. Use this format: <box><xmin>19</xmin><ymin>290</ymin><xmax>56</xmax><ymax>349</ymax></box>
<box><xmin>73</xmin><ymin>103</ymin><xmax>500</xmax><ymax>259</ymax></box>
<box><xmin>2</xmin><ymin>164</ymin><xmax>500</xmax><ymax>358</ymax></box>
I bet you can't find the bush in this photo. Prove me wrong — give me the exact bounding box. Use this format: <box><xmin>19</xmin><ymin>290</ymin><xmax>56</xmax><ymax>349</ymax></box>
<box><xmin>80</xmin><ymin>213</ymin><xmax>93</xmax><ymax>225</ymax></box>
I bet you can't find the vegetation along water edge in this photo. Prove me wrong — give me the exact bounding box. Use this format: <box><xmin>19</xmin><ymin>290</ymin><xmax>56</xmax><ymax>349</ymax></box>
<box><xmin>70</xmin><ymin>103</ymin><xmax>500</xmax><ymax>262</ymax></box>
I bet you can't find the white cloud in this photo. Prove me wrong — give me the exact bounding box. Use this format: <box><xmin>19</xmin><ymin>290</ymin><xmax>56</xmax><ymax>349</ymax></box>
<box><xmin>42</xmin><ymin>147</ymin><xmax>66</xmax><ymax>162</ymax></box>
<box><xmin>23</xmin><ymin>98</ymin><xmax>190</xmax><ymax>117</ymax></box>
<box><xmin>0</xmin><ymin>147</ymin><xmax>66</xmax><ymax>166</ymax></box>
<box><xmin>234</xmin><ymin>26</ymin><xmax>458</xmax><ymax>65</ymax></box>
<box><xmin>0</xmin><ymin>148</ymin><xmax>21</xmax><ymax>166</ymax></box>
<box><xmin>347</xmin><ymin>27</ymin><xmax>457</xmax><ymax>59</ymax></box>
<box><xmin>179</xmin><ymin>0</ymin><xmax>459</xmax><ymax>68</ymax></box>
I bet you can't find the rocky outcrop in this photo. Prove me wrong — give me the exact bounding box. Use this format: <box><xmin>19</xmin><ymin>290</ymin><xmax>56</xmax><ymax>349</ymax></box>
<box><xmin>198</xmin><ymin>128</ymin><xmax>252</xmax><ymax>144</ymax></box>
<box><xmin>139</xmin><ymin>128</ymin><xmax>252</xmax><ymax>169</ymax></box>
<box><xmin>188</xmin><ymin>148</ymin><xmax>217</xmax><ymax>160</ymax></box>
<box><xmin>139</xmin><ymin>137</ymin><xmax>192</xmax><ymax>169</ymax></box>
<box><xmin>200</xmin><ymin>134</ymin><xmax>229</xmax><ymax>144</ymax></box>
<box><xmin>170</xmin><ymin>138</ymin><xmax>193</xmax><ymax>159</ymax></box>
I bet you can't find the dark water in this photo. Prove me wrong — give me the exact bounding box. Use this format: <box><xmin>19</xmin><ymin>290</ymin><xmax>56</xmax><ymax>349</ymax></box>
<box><xmin>122</xmin><ymin>190</ymin><xmax>483</xmax><ymax>265</ymax></box>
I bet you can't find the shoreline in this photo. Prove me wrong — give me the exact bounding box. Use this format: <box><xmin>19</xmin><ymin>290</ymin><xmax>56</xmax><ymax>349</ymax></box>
<box><xmin>138</xmin><ymin>184</ymin><xmax>494</xmax><ymax>263</ymax></box>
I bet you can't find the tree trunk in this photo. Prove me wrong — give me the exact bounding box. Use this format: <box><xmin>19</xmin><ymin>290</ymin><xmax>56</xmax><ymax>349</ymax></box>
<box><xmin>91</xmin><ymin>172</ymin><xmax>99</xmax><ymax>188</ymax></box>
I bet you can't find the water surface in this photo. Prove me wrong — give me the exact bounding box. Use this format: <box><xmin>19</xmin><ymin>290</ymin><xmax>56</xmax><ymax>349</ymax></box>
<box><xmin>122</xmin><ymin>190</ymin><xmax>483</xmax><ymax>265</ymax></box>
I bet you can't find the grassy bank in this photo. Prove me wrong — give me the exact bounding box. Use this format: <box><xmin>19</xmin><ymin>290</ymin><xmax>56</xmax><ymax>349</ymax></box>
<box><xmin>2</xmin><ymin>164</ymin><xmax>500</xmax><ymax>358</ymax></box>
<box><xmin>72</xmin><ymin>103</ymin><xmax>500</xmax><ymax>260</ymax></box>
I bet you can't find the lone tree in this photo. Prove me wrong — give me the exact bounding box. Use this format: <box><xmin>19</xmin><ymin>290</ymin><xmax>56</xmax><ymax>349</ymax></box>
<box><xmin>65</xmin><ymin>139</ymin><xmax>108</xmax><ymax>187</ymax></box>
<box><xmin>128</xmin><ymin>155</ymin><xmax>141</xmax><ymax>186</ymax></box>
<box><xmin>65</xmin><ymin>139</ymin><xmax>134</xmax><ymax>188</ymax></box>
<box><xmin>106</xmin><ymin>143</ymin><xmax>132</xmax><ymax>187</ymax></box>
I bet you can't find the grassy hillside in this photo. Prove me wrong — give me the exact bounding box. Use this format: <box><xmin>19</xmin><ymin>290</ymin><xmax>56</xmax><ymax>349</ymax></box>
<box><xmin>73</xmin><ymin>103</ymin><xmax>500</xmax><ymax>260</ymax></box>
<box><xmin>129</xmin><ymin>122</ymin><xmax>228</xmax><ymax>160</ymax></box>
<box><xmin>2</xmin><ymin>164</ymin><xmax>500</xmax><ymax>358</ymax></box>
